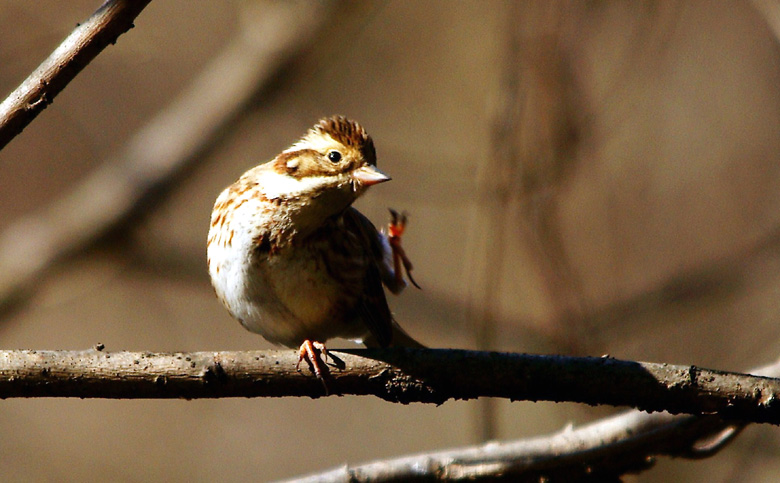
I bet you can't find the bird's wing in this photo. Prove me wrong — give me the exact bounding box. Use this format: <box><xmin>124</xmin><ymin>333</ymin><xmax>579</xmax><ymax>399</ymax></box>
<box><xmin>340</xmin><ymin>207</ymin><xmax>394</xmax><ymax>347</ymax></box>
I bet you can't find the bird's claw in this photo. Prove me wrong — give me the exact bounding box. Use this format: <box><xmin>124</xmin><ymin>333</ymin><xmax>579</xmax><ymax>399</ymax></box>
<box><xmin>297</xmin><ymin>340</ymin><xmax>330</xmax><ymax>394</ymax></box>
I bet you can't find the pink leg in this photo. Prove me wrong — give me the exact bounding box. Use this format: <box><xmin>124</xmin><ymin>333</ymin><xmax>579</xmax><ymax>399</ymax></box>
<box><xmin>388</xmin><ymin>209</ymin><xmax>421</xmax><ymax>289</ymax></box>
<box><xmin>297</xmin><ymin>340</ymin><xmax>330</xmax><ymax>394</ymax></box>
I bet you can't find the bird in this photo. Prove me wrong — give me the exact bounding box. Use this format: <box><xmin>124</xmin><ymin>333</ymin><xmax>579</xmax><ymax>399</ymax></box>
<box><xmin>207</xmin><ymin>115</ymin><xmax>423</xmax><ymax>386</ymax></box>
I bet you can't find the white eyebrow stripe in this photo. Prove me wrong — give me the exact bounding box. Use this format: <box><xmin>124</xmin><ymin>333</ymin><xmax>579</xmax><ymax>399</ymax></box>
<box><xmin>261</xmin><ymin>171</ymin><xmax>334</xmax><ymax>200</ymax></box>
<box><xmin>286</xmin><ymin>133</ymin><xmax>340</xmax><ymax>154</ymax></box>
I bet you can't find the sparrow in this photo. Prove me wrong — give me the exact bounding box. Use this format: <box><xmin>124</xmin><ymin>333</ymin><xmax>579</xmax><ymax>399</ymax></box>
<box><xmin>207</xmin><ymin>116</ymin><xmax>422</xmax><ymax>386</ymax></box>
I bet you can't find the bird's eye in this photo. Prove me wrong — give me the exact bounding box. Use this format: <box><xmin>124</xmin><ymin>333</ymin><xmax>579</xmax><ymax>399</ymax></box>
<box><xmin>327</xmin><ymin>150</ymin><xmax>342</xmax><ymax>163</ymax></box>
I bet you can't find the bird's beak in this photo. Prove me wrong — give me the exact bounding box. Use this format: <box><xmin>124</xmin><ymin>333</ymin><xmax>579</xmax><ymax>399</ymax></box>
<box><xmin>351</xmin><ymin>165</ymin><xmax>391</xmax><ymax>186</ymax></box>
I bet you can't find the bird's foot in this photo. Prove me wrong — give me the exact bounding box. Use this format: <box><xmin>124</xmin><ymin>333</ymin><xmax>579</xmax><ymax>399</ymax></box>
<box><xmin>296</xmin><ymin>340</ymin><xmax>330</xmax><ymax>394</ymax></box>
<box><xmin>388</xmin><ymin>208</ymin><xmax>421</xmax><ymax>289</ymax></box>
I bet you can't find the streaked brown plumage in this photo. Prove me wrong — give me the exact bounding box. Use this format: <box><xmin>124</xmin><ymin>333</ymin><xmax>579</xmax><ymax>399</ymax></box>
<box><xmin>207</xmin><ymin>116</ymin><xmax>422</xmax><ymax>383</ymax></box>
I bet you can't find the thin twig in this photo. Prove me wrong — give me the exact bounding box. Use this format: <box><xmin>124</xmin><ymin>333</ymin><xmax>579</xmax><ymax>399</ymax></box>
<box><xmin>0</xmin><ymin>0</ymin><xmax>152</xmax><ymax>150</ymax></box>
<box><xmin>0</xmin><ymin>1</ymin><xmax>335</xmax><ymax>314</ymax></box>
<box><xmin>1</xmin><ymin>348</ymin><xmax>780</xmax><ymax>425</ymax></box>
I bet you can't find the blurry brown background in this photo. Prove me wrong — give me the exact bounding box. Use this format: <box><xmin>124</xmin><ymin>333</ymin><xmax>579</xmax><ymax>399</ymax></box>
<box><xmin>1</xmin><ymin>1</ymin><xmax>780</xmax><ymax>481</ymax></box>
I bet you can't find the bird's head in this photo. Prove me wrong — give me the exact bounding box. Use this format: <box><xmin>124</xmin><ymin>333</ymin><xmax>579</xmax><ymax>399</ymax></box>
<box><xmin>257</xmin><ymin>116</ymin><xmax>390</xmax><ymax>230</ymax></box>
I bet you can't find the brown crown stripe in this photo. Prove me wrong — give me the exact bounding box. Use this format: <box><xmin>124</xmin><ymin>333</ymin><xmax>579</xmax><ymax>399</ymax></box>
<box><xmin>313</xmin><ymin>116</ymin><xmax>377</xmax><ymax>166</ymax></box>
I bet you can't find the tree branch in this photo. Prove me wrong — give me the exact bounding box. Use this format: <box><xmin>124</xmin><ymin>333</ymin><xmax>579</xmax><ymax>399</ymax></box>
<box><xmin>0</xmin><ymin>0</ymin><xmax>152</xmax><ymax>150</ymax></box>
<box><xmin>0</xmin><ymin>1</ymin><xmax>335</xmax><ymax>314</ymax></box>
<box><xmin>1</xmin><ymin>348</ymin><xmax>779</xmax><ymax>424</ymax></box>
<box><xmin>293</xmin><ymin>409</ymin><xmax>742</xmax><ymax>482</ymax></box>
<box><xmin>285</xmin><ymin>356</ymin><xmax>780</xmax><ymax>481</ymax></box>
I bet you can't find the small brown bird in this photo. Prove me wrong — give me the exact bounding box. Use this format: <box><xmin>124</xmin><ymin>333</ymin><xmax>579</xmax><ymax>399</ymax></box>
<box><xmin>207</xmin><ymin>116</ymin><xmax>422</xmax><ymax>382</ymax></box>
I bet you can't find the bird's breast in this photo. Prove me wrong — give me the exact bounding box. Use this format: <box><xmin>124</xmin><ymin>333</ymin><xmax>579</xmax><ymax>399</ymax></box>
<box><xmin>207</xmin><ymin>195</ymin><xmax>365</xmax><ymax>346</ymax></box>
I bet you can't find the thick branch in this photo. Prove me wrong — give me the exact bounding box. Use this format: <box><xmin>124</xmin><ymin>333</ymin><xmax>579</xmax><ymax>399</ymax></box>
<box><xmin>1</xmin><ymin>348</ymin><xmax>779</xmax><ymax>424</ymax></box>
<box><xmin>0</xmin><ymin>0</ymin><xmax>151</xmax><ymax>150</ymax></box>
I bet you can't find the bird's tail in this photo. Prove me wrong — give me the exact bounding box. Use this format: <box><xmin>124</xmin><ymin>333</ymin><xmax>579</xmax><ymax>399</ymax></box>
<box><xmin>364</xmin><ymin>321</ymin><xmax>426</xmax><ymax>349</ymax></box>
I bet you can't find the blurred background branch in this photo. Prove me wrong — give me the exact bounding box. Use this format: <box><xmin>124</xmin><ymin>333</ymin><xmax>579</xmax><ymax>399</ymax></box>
<box><xmin>0</xmin><ymin>0</ymin><xmax>335</xmax><ymax>315</ymax></box>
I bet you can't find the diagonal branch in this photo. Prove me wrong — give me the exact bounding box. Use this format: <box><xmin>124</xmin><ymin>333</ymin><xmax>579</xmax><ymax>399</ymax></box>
<box><xmin>0</xmin><ymin>1</ymin><xmax>336</xmax><ymax>314</ymax></box>
<box><xmin>293</xmin><ymin>408</ymin><xmax>741</xmax><ymax>482</ymax></box>
<box><xmin>0</xmin><ymin>0</ymin><xmax>152</xmax><ymax>150</ymax></box>
<box><xmin>2</xmin><ymin>348</ymin><xmax>780</xmax><ymax>425</ymax></box>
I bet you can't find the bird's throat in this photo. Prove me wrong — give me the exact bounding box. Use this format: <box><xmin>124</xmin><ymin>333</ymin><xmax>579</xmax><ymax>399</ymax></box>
<box><xmin>278</xmin><ymin>185</ymin><xmax>356</xmax><ymax>242</ymax></box>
